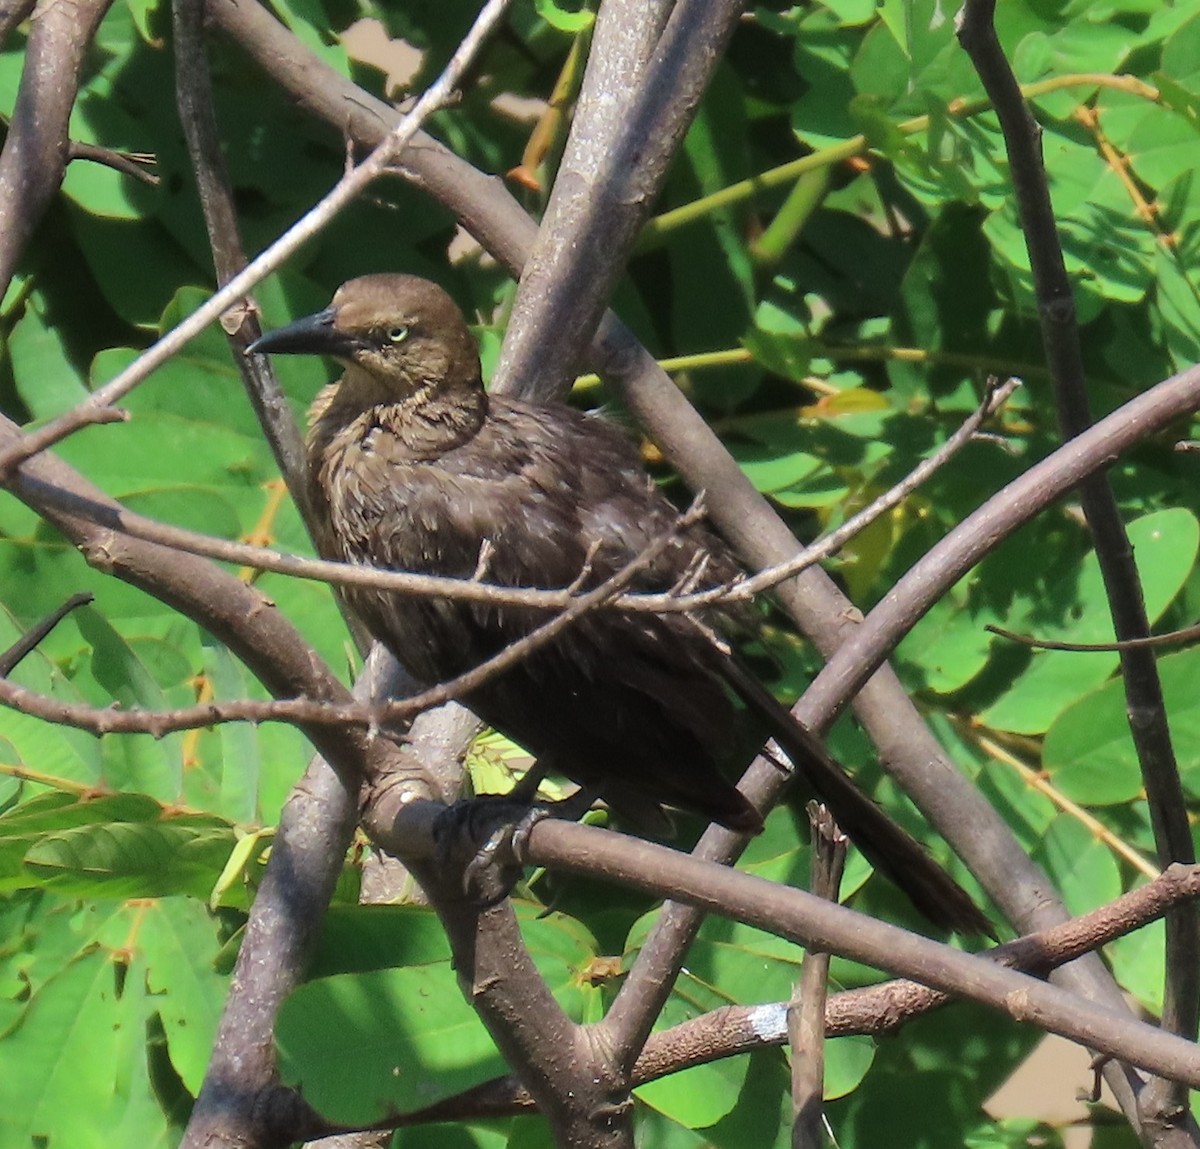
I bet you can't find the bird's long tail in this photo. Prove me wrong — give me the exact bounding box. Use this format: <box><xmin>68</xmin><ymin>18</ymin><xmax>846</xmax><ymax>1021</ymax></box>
<box><xmin>718</xmin><ymin>655</ymin><xmax>994</xmax><ymax>937</ymax></box>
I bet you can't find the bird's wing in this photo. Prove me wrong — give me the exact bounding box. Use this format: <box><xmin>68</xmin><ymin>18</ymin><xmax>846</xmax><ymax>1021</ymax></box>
<box><xmin>339</xmin><ymin>399</ymin><xmax>761</xmax><ymax>831</ymax></box>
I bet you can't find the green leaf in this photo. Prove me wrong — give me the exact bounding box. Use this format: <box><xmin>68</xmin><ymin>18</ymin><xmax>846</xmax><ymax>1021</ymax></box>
<box><xmin>733</xmin><ymin>443</ymin><xmax>823</xmax><ymax>493</ymax></box>
<box><xmin>8</xmin><ymin>291</ymin><xmax>90</xmax><ymax>419</ymax></box>
<box><xmin>0</xmin><ymin>613</ymin><xmax>105</xmax><ymax>796</ymax></box>
<box><xmin>1108</xmin><ymin>915</ymin><xmax>1165</xmax><ymax>1014</ymax></box>
<box><xmin>277</xmin><ymin>904</ymin><xmax>596</xmax><ymax>1124</ymax></box>
<box><xmin>1032</xmin><ymin>814</ymin><xmax>1121</xmax><ymax>916</ymax></box>
<box><xmin>138</xmin><ymin>898</ymin><xmax>227</xmax><ymax>1093</ymax></box>
<box><xmin>1044</xmin><ymin>646</ymin><xmax>1200</xmax><ymax>806</ymax></box>
<box><xmin>900</xmin><ymin>591</ymin><xmax>997</xmax><ymax>694</ymax></box>
<box><xmin>667</xmin><ymin>64</ymin><xmax>759</xmax><ymax>409</ymax></box>
<box><xmin>282</xmin><ymin>974</ymin><xmax>483</xmax><ymax>1123</ymax></box>
<box><xmin>203</xmin><ymin>641</ymin><xmax>262</xmax><ymax>824</ymax></box>
<box><xmin>1153</xmin><ymin>246</ymin><xmax>1200</xmax><ymax>372</ymax></box>
<box><xmin>533</xmin><ymin>0</ymin><xmax>594</xmax><ymax>34</ymax></box>
<box><xmin>74</xmin><ymin>607</ymin><xmax>184</xmax><ymax>801</ymax></box>
<box><xmin>23</xmin><ymin>818</ymin><xmax>236</xmax><ymax>898</ymax></box>
<box><xmin>310</xmin><ymin>904</ymin><xmax>455</xmax><ymax>978</ymax></box>
<box><xmin>741</xmin><ymin>328</ymin><xmax>813</xmax><ymax>382</ymax></box>
<box><xmin>0</xmin><ymin>947</ymin><xmax>168</xmax><ymax>1148</ymax></box>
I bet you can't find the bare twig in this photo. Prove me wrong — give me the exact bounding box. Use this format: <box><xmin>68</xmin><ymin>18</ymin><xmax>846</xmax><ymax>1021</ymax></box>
<box><xmin>65</xmin><ymin>141</ymin><xmax>158</xmax><ymax>184</ymax></box>
<box><xmin>0</xmin><ymin>0</ymin><xmax>515</xmax><ymax>478</ymax></box>
<box><xmin>19</xmin><ymin>378</ymin><xmax>1019</xmax><ymax>617</ymax></box>
<box><xmin>728</xmin><ymin>376</ymin><xmax>1021</xmax><ymax>603</ymax></box>
<box><xmin>598</xmin><ymin>357</ymin><xmax>1200</xmax><ymax>1089</ymax></box>
<box><xmin>0</xmin><ymin>501</ymin><xmax>708</xmax><ymax>737</ymax></box>
<box><xmin>0</xmin><ymin>592</ymin><xmax>92</xmax><ymax>676</ymax></box>
<box><xmin>987</xmin><ymin>620</ymin><xmax>1200</xmax><ymax>654</ymax></box>
<box><xmin>802</xmin><ymin>362</ymin><xmax>1200</xmax><ymax>796</ymax></box>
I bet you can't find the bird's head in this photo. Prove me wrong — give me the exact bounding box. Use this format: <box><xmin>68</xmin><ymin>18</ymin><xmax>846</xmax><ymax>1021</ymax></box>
<box><xmin>249</xmin><ymin>274</ymin><xmax>483</xmax><ymax>400</ymax></box>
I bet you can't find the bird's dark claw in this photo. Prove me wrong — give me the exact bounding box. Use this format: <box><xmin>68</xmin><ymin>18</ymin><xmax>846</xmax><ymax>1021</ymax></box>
<box><xmin>432</xmin><ymin>786</ymin><xmax>600</xmax><ymax>905</ymax></box>
<box><xmin>433</xmin><ymin>795</ymin><xmax>547</xmax><ymax>906</ymax></box>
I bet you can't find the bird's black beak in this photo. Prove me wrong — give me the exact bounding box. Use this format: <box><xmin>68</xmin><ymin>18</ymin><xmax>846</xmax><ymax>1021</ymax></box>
<box><xmin>248</xmin><ymin>307</ymin><xmax>359</xmax><ymax>358</ymax></box>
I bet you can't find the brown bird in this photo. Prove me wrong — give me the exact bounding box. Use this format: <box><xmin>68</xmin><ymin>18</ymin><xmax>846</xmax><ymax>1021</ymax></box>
<box><xmin>250</xmin><ymin>274</ymin><xmax>990</xmax><ymax>935</ymax></box>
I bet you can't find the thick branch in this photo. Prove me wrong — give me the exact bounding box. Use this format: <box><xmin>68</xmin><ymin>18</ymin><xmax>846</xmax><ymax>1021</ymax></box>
<box><xmin>308</xmin><ymin>857</ymin><xmax>1200</xmax><ymax>1133</ymax></box>
<box><xmin>530</xmin><ymin>820</ymin><xmax>1200</xmax><ymax>1088</ymax></box>
<box><xmin>492</xmin><ymin>0</ymin><xmax>673</xmax><ymax>399</ymax></box>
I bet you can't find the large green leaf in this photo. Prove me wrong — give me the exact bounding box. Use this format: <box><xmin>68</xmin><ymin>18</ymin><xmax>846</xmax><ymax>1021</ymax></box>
<box><xmin>23</xmin><ymin>817</ymin><xmax>236</xmax><ymax>899</ymax></box>
<box><xmin>0</xmin><ymin>945</ymin><xmax>168</xmax><ymax>1148</ymax></box>
<box><xmin>277</xmin><ymin>904</ymin><xmax>598</xmax><ymax>1124</ymax></box>
<box><xmin>1044</xmin><ymin>646</ymin><xmax>1200</xmax><ymax>806</ymax></box>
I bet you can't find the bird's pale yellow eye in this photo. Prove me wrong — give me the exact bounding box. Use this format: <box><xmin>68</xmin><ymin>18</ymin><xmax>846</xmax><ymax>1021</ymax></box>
<box><xmin>386</xmin><ymin>325</ymin><xmax>410</xmax><ymax>344</ymax></box>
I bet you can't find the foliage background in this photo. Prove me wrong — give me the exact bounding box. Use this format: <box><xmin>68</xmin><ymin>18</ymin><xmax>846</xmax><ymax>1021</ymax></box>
<box><xmin>0</xmin><ymin>0</ymin><xmax>1198</xmax><ymax>1145</ymax></box>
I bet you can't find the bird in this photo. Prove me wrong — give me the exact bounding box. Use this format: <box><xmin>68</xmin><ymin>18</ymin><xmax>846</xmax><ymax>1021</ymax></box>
<box><xmin>250</xmin><ymin>274</ymin><xmax>990</xmax><ymax>935</ymax></box>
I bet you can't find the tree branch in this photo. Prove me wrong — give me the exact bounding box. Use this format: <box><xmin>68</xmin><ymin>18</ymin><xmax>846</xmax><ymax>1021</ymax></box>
<box><xmin>0</xmin><ymin>499</ymin><xmax>708</xmax><ymax>735</ymax></box>
<box><xmin>0</xmin><ymin>0</ymin><xmax>114</xmax><ymax>297</ymax></box>
<box><xmin>16</xmin><ymin>376</ymin><xmax>1016</xmax><ymax>618</ymax></box>
<box><xmin>491</xmin><ymin>0</ymin><xmax>674</xmax><ymax>399</ymax></box>
<box><xmin>956</xmin><ymin>11</ymin><xmax>1199</xmax><ymax>1137</ymax></box>
<box><xmin>529</xmin><ymin>820</ymin><xmax>1200</xmax><ymax>1088</ymax></box>
<box><xmin>0</xmin><ymin>0</ymin><xmax>515</xmax><ymax>478</ymax></box>
<box><xmin>301</xmin><ymin>855</ymin><xmax>1200</xmax><ymax>1135</ymax></box>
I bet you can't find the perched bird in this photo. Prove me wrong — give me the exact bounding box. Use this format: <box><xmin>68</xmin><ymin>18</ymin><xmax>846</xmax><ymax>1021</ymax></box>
<box><xmin>250</xmin><ymin>274</ymin><xmax>989</xmax><ymax>934</ymax></box>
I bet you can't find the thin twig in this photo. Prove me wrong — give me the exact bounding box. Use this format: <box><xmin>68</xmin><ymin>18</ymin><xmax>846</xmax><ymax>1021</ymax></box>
<box><xmin>19</xmin><ymin>378</ymin><xmax>1019</xmax><ymax>617</ymax></box>
<box><xmin>0</xmin><ymin>0</ymin><xmax>515</xmax><ymax>478</ymax></box>
<box><xmin>729</xmin><ymin>376</ymin><xmax>1020</xmax><ymax>604</ymax></box>
<box><xmin>65</xmin><ymin>140</ymin><xmax>158</xmax><ymax>185</ymax></box>
<box><xmin>0</xmin><ymin>592</ymin><xmax>93</xmax><ymax>676</ymax></box>
<box><xmin>987</xmin><ymin>620</ymin><xmax>1200</xmax><ymax>654</ymax></box>
<box><xmin>0</xmin><ymin>501</ymin><xmax>707</xmax><ymax>737</ymax></box>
